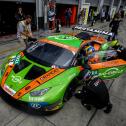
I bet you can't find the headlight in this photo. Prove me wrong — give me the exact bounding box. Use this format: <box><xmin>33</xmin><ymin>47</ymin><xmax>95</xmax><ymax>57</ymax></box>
<box><xmin>30</xmin><ymin>88</ymin><xmax>51</xmax><ymax>97</ymax></box>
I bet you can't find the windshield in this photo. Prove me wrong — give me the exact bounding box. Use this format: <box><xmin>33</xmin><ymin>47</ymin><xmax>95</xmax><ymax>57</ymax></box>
<box><xmin>24</xmin><ymin>42</ymin><xmax>75</xmax><ymax>68</ymax></box>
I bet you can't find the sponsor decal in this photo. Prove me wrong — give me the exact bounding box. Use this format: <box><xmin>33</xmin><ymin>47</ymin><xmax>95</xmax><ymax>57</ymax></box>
<box><xmin>48</xmin><ymin>35</ymin><xmax>78</xmax><ymax>40</ymax></box>
<box><xmin>29</xmin><ymin>96</ymin><xmax>43</xmax><ymax>102</ymax></box>
<box><xmin>8</xmin><ymin>55</ymin><xmax>21</xmax><ymax>66</ymax></box>
<box><xmin>27</xmin><ymin>43</ymin><xmax>44</xmax><ymax>53</ymax></box>
<box><xmin>74</xmin><ymin>26</ymin><xmax>113</xmax><ymax>36</ymax></box>
<box><xmin>40</xmin><ymin>68</ymin><xmax>59</xmax><ymax>80</ymax></box>
<box><xmin>3</xmin><ymin>84</ymin><xmax>16</xmax><ymax>96</ymax></box>
<box><xmin>11</xmin><ymin>75</ymin><xmax>22</xmax><ymax>84</ymax></box>
<box><xmin>99</xmin><ymin>68</ymin><xmax>123</xmax><ymax>78</ymax></box>
<box><xmin>29</xmin><ymin>102</ymin><xmax>48</xmax><ymax>109</ymax></box>
<box><xmin>91</xmin><ymin>71</ymin><xmax>98</xmax><ymax>76</ymax></box>
<box><xmin>30</xmin><ymin>103</ymin><xmax>41</xmax><ymax>109</ymax></box>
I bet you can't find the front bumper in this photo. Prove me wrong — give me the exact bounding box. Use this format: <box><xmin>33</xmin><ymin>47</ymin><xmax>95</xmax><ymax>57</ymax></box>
<box><xmin>0</xmin><ymin>87</ymin><xmax>63</xmax><ymax>114</ymax></box>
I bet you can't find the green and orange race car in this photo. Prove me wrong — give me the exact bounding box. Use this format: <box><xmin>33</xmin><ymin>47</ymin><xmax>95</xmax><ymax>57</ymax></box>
<box><xmin>0</xmin><ymin>28</ymin><xmax>126</xmax><ymax>113</ymax></box>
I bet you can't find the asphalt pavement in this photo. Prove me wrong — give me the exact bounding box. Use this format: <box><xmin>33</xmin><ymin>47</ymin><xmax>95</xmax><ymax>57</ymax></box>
<box><xmin>0</xmin><ymin>18</ymin><xmax>126</xmax><ymax>126</ymax></box>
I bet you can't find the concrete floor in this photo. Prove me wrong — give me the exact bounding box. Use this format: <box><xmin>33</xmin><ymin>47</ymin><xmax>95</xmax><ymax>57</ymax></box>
<box><xmin>0</xmin><ymin>18</ymin><xmax>126</xmax><ymax>126</ymax></box>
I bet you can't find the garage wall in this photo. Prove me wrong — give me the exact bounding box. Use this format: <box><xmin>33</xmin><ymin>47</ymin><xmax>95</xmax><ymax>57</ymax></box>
<box><xmin>56</xmin><ymin>0</ymin><xmax>78</xmax><ymax>5</ymax></box>
<box><xmin>114</xmin><ymin>0</ymin><xmax>119</xmax><ymax>6</ymax></box>
<box><xmin>0</xmin><ymin>0</ymin><xmax>35</xmax><ymax>3</ymax></box>
<box><xmin>104</xmin><ymin>0</ymin><xmax>111</xmax><ymax>5</ymax></box>
<box><xmin>85</xmin><ymin>0</ymin><xmax>99</xmax><ymax>7</ymax></box>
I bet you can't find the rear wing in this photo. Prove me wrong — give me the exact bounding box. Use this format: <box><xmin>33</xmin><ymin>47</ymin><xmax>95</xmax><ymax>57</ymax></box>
<box><xmin>73</xmin><ymin>26</ymin><xmax>113</xmax><ymax>36</ymax></box>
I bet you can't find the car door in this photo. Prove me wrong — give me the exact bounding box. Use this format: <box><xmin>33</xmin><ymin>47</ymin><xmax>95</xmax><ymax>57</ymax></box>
<box><xmin>88</xmin><ymin>50</ymin><xmax>126</xmax><ymax>79</ymax></box>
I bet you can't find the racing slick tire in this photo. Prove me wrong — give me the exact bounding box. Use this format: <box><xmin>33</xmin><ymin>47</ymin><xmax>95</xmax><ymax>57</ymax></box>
<box><xmin>63</xmin><ymin>79</ymin><xmax>78</xmax><ymax>102</ymax></box>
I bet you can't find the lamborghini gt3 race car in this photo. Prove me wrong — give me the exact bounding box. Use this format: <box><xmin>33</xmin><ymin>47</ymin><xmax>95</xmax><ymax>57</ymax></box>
<box><xmin>0</xmin><ymin>27</ymin><xmax>126</xmax><ymax>112</ymax></box>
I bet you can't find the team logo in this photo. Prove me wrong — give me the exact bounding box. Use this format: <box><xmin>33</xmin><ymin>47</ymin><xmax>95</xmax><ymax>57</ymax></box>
<box><xmin>100</xmin><ymin>68</ymin><xmax>123</xmax><ymax>78</ymax></box>
<box><xmin>11</xmin><ymin>75</ymin><xmax>22</xmax><ymax>84</ymax></box>
<box><xmin>8</xmin><ymin>55</ymin><xmax>21</xmax><ymax>66</ymax></box>
<box><xmin>30</xmin><ymin>103</ymin><xmax>41</xmax><ymax>109</ymax></box>
<box><xmin>48</xmin><ymin>35</ymin><xmax>77</xmax><ymax>40</ymax></box>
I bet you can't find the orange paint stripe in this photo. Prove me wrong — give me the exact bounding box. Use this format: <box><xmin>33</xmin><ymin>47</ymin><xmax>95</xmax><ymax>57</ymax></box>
<box><xmin>1</xmin><ymin>65</ymin><xmax>14</xmax><ymax>88</ymax></box>
<box><xmin>13</xmin><ymin>68</ymin><xmax>65</xmax><ymax>99</ymax></box>
<box><xmin>90</xmin><ymin>59</ymin><xmax>126</xmax><ymax>70</ymax></box>
<box><xmin>1</xmin><ymin>52</ymin><xmax>24</xmax><ymax>88</ymax></box>
<box><xmin>39</xmin><ymin>38</ymin><xmax>78</xmax><ymax>53</ymax></box>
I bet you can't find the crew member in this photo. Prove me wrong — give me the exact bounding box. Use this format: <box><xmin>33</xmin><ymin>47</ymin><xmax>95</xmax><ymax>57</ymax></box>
<box><xmin>17</xmin><ymin>15</ymin><xmax>33</xmax><ymax>48</ymax></box>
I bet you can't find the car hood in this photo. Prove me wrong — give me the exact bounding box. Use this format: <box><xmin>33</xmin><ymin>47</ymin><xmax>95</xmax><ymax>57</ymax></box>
<box><xmin>0</xmin><ymin>52</ymin><xmax>80</xmax><ymax>100</ymax></box>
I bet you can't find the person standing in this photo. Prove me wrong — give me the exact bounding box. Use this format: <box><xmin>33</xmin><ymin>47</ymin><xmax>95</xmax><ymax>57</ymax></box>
<box><xmin>90</xmin><ymin>9</ymin><xmax>95</xmax><ymax>26</ymax></box>
<box><xmin>109</xmin><ymin>13</ymin><xmax>121</xmax><ymax>40</ymax></box>
<box><xmin>48</xmin><ymin>7</ymin><xmax>56</xmax><ymax>30</ymax></box>
<box><xmin>101</xmin><ymin>9</ymin><xmax>105</xmax><ymax>22</ymax></box>
<box><xmin>78</xmin><ymin>10</ymin><xmax>83</xmax><ymax>25</ymax></box>
<box><xmin>17</xmin><ymin>15</ymin><xmax>33</xmax><ymax>49</ymax></box>
<box><xmin>65</xmin><ymin>8</ymin><xmax>72</xmax><ymax>27</ymax></box>
<box><xmin>15</xmin><ymin>7</ymin><xmax>25</xmax><ymax>23</ymax></box>
<box><xmin>120</xmin><ymin>8</ymin><xmax>125</xmax><ymax>19</ymax></box>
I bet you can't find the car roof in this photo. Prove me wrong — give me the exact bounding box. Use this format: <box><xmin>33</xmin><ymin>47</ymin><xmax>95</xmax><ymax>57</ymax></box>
<box><xmin>46</xmin><ymin>34</ymin><xmax>83</xmax><ymax>48</ymax></box>
<box><xmin>39</xmin><ymin>34</ymin><xmax>84</xmax><ymax>53</ymax></box>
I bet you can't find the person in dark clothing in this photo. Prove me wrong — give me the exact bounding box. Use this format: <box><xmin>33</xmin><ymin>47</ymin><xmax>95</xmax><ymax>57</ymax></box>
<box><xmin>101</xmin><ymin>9</ymin><xmax>105</xmax><ymax>22</ymax></box>
<box><xmin>75</xmin><ymin>69</ymin><xmax>112</xmax><ymax>113</ymax></box>
<box><xmin>15</xmin><ymin>7</ymin><xmax>25</xmax><ymax>23</ymax></box>
<box><xmin>90</xmin><ymin>9</ymin><xmax>95</xmax><ymax>26</ymax></box>
<box><xmin>121</xmin><ymin>10</ymin><xmax>125</xmax><ymax>18</ymax></box>
<box><xmin>65</xmin><ymin>8</ymin><xmax>72</xmax><ymax>27</ymax></box>
<box><xmin>109</xmin><ymin>13</ymin><xmax>121</xmax><ymax>40</ymax></box>
<box><xmin>48</xmin><ymin>7</ymin><xmax>55</xmax><ymax>30</ymax></box>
